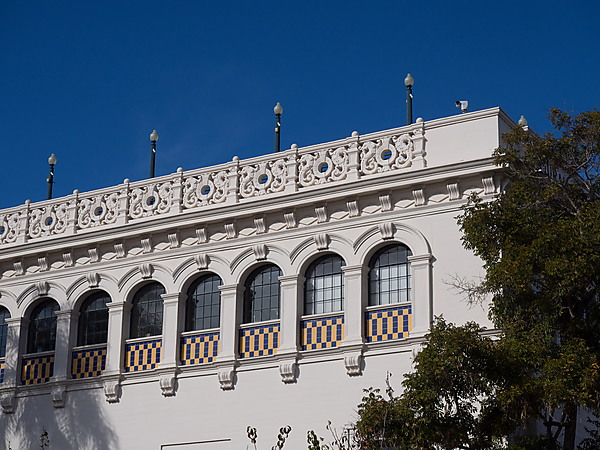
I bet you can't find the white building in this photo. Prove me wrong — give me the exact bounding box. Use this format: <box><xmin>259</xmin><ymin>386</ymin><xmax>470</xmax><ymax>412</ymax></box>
<box><xmin>0</xmin><ymin>107</ymin><xmax>513</xmax><ymax>449</ymax></box>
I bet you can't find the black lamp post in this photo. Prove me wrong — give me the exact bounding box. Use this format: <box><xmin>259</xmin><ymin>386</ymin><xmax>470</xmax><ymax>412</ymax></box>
<box><xmin>149</xmin><ymin>129</ymin><xmax>158</xmax><ymax>178</ymax></box>
<box><xmin>404</xmin><ymin>73</ymin><xmax>414</xmax><ymax>125</ymax></box>
<box><xmin>46</xmin><ymin>153</ymin><xmax>57</xmax><ymax>200</ymax></box>
<box><xmin>274</xmin><ymin>102</ymin><xmax>283</xmax><ymax>152</ymax></box>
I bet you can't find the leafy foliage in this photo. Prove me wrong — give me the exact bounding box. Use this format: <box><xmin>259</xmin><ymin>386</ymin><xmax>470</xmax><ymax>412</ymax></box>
<box><xmin>357</xmin><ymin>319</ymin><xmax>516</xmax><ymax>449</ymax></box>
<box><xmin>356</xmin><ymin>108</ymin><xmax>600</xmax><ymax>450</ymax></box>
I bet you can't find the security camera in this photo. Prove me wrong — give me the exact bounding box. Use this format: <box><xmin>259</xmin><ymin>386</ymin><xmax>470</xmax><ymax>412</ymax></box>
<box><xmin>455</xmin><ymin>100</ymin><xmax>468</xmax><ymax>113</ymax></box>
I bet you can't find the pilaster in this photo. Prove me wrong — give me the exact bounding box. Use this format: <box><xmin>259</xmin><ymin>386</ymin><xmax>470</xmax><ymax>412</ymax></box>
<box><xmin>2</xmin><ymin>317</ymin><xmax>24</xmax><ymax>388</ymax></box>
<box><xmin>341</xmin><ymin>265</ymin><xmax>367</xmax><ymax>346</ymax></box>
<box><xmin>408</xmin><ymin>253</ymin><xmax>433</xmax><ymax>336</ymax></box>
<box><xmin>52</xmin><ymin>310</ymin><xmax>76</xmax><ymax>383</ymax></box>
<box><xmin>104</xmin><ymin>301</ymin><xmax>129</xmax><ymax>376</ymax></box>
<box><xmin>216</xmin><ymin>284</ymin><xmax>241</xmax><ymax>362</ymax></box>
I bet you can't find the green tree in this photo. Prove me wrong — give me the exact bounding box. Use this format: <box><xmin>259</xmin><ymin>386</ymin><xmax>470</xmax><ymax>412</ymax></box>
<box><xmin>458</xmin><ymin>108</ymin><xmax>600</xmax><ymax>449</ymax></box>
<box><xmin>357</xmin><ymin>319</ymin><xmax>516</xmax><ymax>449</ymax></box>
<box><xmin>356</xmin><ymin>108</ymin><xmax>600</xmax><ymax>450</ymax></box>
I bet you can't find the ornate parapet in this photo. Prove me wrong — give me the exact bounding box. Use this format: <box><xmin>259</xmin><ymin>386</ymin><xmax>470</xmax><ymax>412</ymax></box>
<box><xmin>0</xmin><ymin>125</ymin><xmax>426</xmax><ymax>248</ymax></box>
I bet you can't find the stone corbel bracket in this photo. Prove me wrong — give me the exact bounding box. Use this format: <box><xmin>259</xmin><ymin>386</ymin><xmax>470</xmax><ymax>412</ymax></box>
<box><xmin>103</xmin><ymin>375</ymin><xmax>123</xmax><ymax>403</ymax></box>
<box><xmin>344</xmin><ymin>354</ymin><xmax>363</xmax><ymax>377</ymax></box>
<box><xmin>0</xmin><ymin>388</ymin><xmax>16</xmax><ymax>414</ymax></box>
<box><xmin>279</xmin><ymin>360</ymin><xmax>298</xmax><ymax>384</ymax></box>
<box><xmin>51</xmin><ymin>383</ymin><xmax>67</xmax><ymax>408</ymax></box>
<box><xmin>217</xmin><ymin>366</ymin><xmax>236</xmax><ymax>390</ymax></box>
<box><xmin>158</xmin><ymin>370</ymin><xmax>178</xmax><ymax>397</ymax></box>
<box><xmin>342</xmin><ymin>344</ymin><xmax>366</xmax><ymax>376</ymax></box>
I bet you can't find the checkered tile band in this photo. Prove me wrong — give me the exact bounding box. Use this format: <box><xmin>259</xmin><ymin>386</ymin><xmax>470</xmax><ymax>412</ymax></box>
<box><xmin>0</xmin><ymin>360</ymin><xmax>4</xmax><ymax>383</ymax></box>
<box><xmin>71</xmin><ymin>346</ymin><xmax>107</xmax><ymax>379</ymax></box>
<box><xmin>366</xmin><ymin>305</ymin><xmax>412</xmax><ymax>342</ymax></box>
<box><xmin>21</xmin><ymin>354</ymin><xmax>54</xmax><ymax>385</ymax></box>
<box><xmin>239</xmin><ymin>323</ymin><xmax>279</xmax><ymax>359</ymax></box>
<box><xmin>180</xmin><ymin>332</ymin><xmax>219</xmax><ymax>365</ymax></box>
<box><xmin>301</xmin><ymin>315</ymin><xmax>344</xmax><ymax>351</ymax></box>
<box><xmin>125</xmin><ymin>339</ymin><xmax>161</xmax><ymax>372</ymax></box>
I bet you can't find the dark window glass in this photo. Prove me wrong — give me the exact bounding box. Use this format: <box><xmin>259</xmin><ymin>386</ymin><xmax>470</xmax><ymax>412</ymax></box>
<box><xmin>186</xmin><ymin>274</ymin><xmax>222</xmax><ymax>331</ymax></box>
<box><xmin>304</xmin><ymin>254</ymin><xmax>345</xmax><ymax>315</ymax></box>
<box><xmin>78</xmin><ymin>292</ymin><xmax>110</xmax><ymax>346</ymax></box>
<box><xmin>130</xmin><ymin>283</ymin><xmax>165</xmax><ymax>338</ymax></box>
<box><xmin>27</xmin><ymin>300</ymin><xmax>59</xmax><ymax>353</ymax></box>
<box><xmin>244</xmin><ymin>265</ymin><xmax>281</xmax><ymax>323</ymax></box>
<box><xmin>0</xmin><ymin>306</ymin><xmax>10</xmax><ymax>358</ymax></box>
<box><xmin>368</xmin><ymin>244</ymin><xmax>412</xmax><ymax>306</ymax></box>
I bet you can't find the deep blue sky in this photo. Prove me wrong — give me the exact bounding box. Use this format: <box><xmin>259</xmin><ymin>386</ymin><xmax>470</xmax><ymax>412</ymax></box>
<box><xmin>1</xmin><ymin>1</ymin><xmax>598</xmax><ymax>209</ymax></box>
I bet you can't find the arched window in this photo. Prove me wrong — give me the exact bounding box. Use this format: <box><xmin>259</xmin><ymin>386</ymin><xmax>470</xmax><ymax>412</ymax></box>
<box><xmin>368</xmin><ymin>244</ymin><xmax>412</xmax><ymax>306</ymax></box>
<box><xmin>78</xmin><ymin>292</ymin><xmax>110</xmax><ymax>346</ymax></box>
<box><xmin>304</xmin><ymin>254</ymin><xmax>345</xmax><ymax>315</ymax></box>
<box><xmin>243</xmin><ymin>265</ymin><xmax>282</xmax><ymax>323</ymax></box>
<box><xmin>27</xmin><ymin>300</ymin><xmax>59</xmax><ymax>354</ymax></box>
<box><xmin>186</xmin><ymin>274</ymin><xmax>222</xmax><ymax>331</ymax></box>
<box><xmin>130</xmin><ymin>283</ymin><xmax>165</xmax><ymax>339</ymax></box>
<box><xmin>0</xmin><ymin>306</ymin><xmax>10</xmax><ymax>358</ymax></box>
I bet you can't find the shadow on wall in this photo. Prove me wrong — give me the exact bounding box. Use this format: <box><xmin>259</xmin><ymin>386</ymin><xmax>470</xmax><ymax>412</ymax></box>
<box><xmin>2</xmin><ymin>321</ymin><xmax>119</xmax><ymax>449</ymax></box>
<box><xmin>4</xmin><ymin>388</ymin><xmax>118</xmax><ymax>450</ymax></box>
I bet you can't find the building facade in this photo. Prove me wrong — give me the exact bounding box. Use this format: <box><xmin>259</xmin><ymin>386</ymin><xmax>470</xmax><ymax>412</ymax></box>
<box><xmin>0</xmin><ymin>108</ymin><xmax>513</xmax><ymax>449</ymax></box>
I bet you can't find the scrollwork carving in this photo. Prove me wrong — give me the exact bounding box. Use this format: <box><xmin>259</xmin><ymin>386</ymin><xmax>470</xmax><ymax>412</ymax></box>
<box><xmin>28</xmin><ymin>203</ymin><xmax>69</xmax><ymax>238</ymax></box>
<box><xmin>239</xmin><ymin>159</ymin><xmax>286</xmax><ymax>198</ymax></box>
<box><xmin>0</xmin><ymin>212</ymin><xmax>20</xmax><ymax>244</ymax></box>
<box><xmin>78</xmin><ymin>193</ymin><xmax>119</xmax><ymax>229</ymax></box>
<box><xmin>182</xmin><ymin>170</ymin><xmax>228</xmax><ymax>208</ymax></box>
<box><xmin>129</xmin><ymin>181</ymin><xmax>173</xmax><ymax>219</ymax></box>
<box><xmin>360</xmin><ymin>134</ymin><xmax>414</xmax><ymax>176</ymax></box>
<box><xmin>298</xmin><ymin>147</ymin><xmax>348</xmax><ymax>187</ymax></box>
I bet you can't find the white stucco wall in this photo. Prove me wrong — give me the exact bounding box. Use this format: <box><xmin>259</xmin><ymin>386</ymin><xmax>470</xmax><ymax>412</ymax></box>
<box><xmin>0</xmin><ymin>108</ymin><xmax>511</xmax><ymax>449</ymax></box>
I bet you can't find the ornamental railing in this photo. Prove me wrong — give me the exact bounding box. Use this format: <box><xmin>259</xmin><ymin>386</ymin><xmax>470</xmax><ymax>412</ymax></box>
<box><xmin>0</xmin><ymin>124</ymin><xmax>425</xmax><ymax>246</ymax></box>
